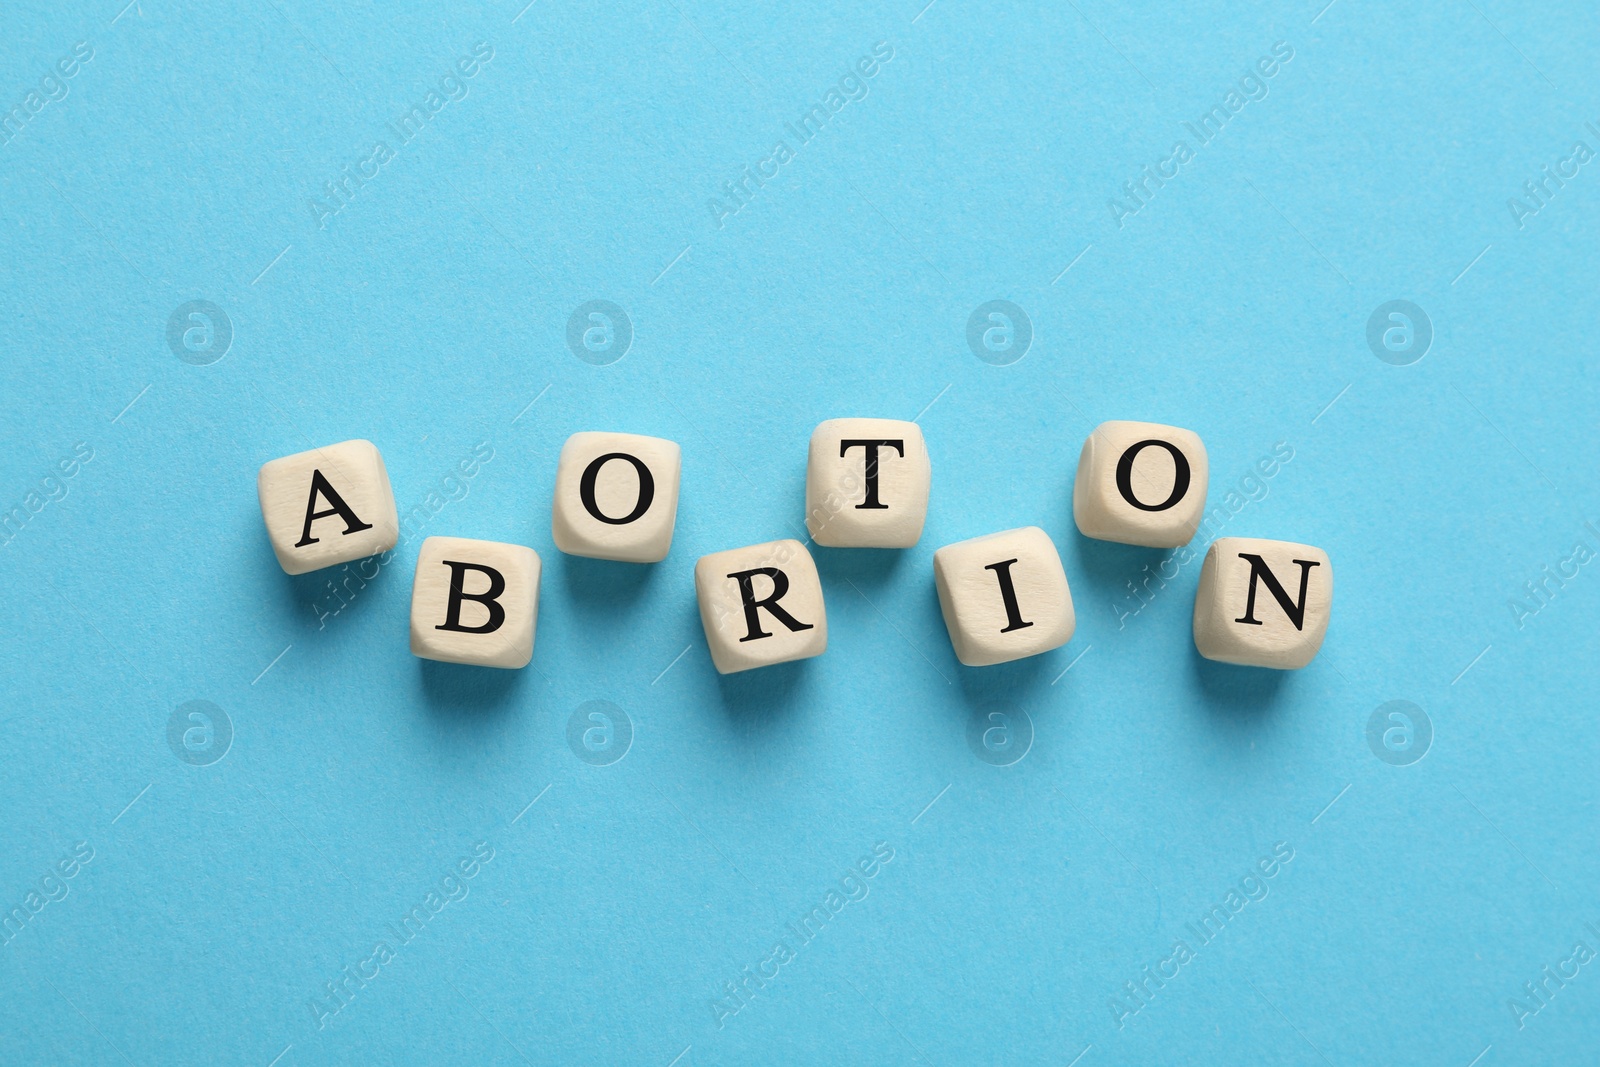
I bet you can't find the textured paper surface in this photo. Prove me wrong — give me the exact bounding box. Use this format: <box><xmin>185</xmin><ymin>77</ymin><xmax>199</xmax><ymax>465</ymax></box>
<box><xmin>2</xmin><ymin>1</ymin><xmax>1598</xmax><ymax>1064</ymax></box>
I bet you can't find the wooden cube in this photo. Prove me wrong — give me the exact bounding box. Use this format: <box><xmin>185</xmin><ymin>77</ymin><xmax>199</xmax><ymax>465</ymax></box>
<box><xmin>551</xmin><ymin>431</ymin><xmax>681</xmax><ymax>563</ymax></box>
<box><xmin>695</xmin><ymin>539</ymin><xmax>827</xmax><ymax>673</ymax></box>
<box><xmin>1193</xmin><ymin>537</ymin><xmax>1331</xmax><ymax>669</ymax></box>
<box><xmin>805</xmin><ymin>418</ymin><xmax>930</xmax><ymax>548</ymax></box>
<box><xmin>1073</xmin><ymin>420</ymin><xmax>1208</xmax><ymax>548</ymax></box>
<box><xmin>257</xmin><ymin>439</ymin><xmax>399</xmax><ymax>574</ymax></box>
<box><xmin>933</xmin><ymin>526</ymin><xmax>1075</xmax><ymax>666</ymax></box>
<box><xmin>410</xmin><ymin>536</ymin><xmax>541</xmax><ymax>669</ymax></box>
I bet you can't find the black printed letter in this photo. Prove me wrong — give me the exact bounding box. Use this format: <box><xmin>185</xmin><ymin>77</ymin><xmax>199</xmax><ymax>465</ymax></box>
<box><xmin>579</xmin><ymin>453</ymin><xmax>655</xmax><ymax>525</ymax></box>
<box><xmin>1234</xmin><ymin>554</ymin><xmax>1319</xmax><ymax>630</ymax></box>
<box><xmin>435</xmin><ymin>561</ymin><xmax>506</xmax><ymax>634</ymax></box>
<box><xmin>726</xmin><ymin>567</ymin><xmax>815</xmax><ymax>642</ymax></box>
<box><xmin>1115</xmin><ymin>440</ymin><xmax>1191</xmax><ymax>512</ymax></box>
<box><xmin>839</xmin><ymin>439</ymin><xmax>905</xmax><ymax>510</ymax></box>
<box><xmin>294</xmin><ymin>469</ymin><xmax>374</xmax><ymax>547</ymax></box>
<box><xmin>983</xmin><ymin>558</ymin><xmax>1033</xmax><ymax>633</ymax></box>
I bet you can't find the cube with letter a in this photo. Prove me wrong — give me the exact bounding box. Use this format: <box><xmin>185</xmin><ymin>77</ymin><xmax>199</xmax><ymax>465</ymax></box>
<box><xmin>257</xmin><ymin>439</ymin><xmax>399</xmax><ymax>574</ymax></box>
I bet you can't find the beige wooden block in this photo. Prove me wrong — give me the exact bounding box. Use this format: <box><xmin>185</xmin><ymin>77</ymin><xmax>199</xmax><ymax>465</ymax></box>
<box><xmin>1073</xmin><ymin>420</ymin><xmax>1208</xmax><ymax>548</ymax></box>
<box><xmin>805</xmin><ymin>418</ymin><xmax>930</xmax><ymax>548</ymax></box>
<box><xmin>257</xmin><ymin>439</ymin><xmax>399</xmax><ymax>575</ymax></box>
<box><xmin>551</xmin><ymin>431</ymin><xmax>681</xmax><ymax>563</ymax></box>
<box><xmin>933</xmin><ymin>526</ymin><xmax>1075</xmax><ymax>666</ymax></box>
<box><xmin>695</xmin><ymin>539</ymin><xmax>826</xmax><ymax>673</ymax></box>
<box><xmin>1192</xmin><ymin>537</ymin><xmax>1331</xmax><ymax>669</ymax></box>
<box><xmin>410</xmin><ymin>536</ymin><xmax>541</xmax><ymax>669</ymax></box>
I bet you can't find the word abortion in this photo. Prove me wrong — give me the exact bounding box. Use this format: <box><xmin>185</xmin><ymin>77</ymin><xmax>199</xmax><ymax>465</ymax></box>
<box><xmin>256</xmin><ymin>419</ymin><xmax>1333</xmax><ymax>674</ymax></box>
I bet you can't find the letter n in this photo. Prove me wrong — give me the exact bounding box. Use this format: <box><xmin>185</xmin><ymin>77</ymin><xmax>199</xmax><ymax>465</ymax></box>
<box><xmin>1234</xmin><ymin>553</ymin><xmax>1319</xmax><ymax>630</ymax></box>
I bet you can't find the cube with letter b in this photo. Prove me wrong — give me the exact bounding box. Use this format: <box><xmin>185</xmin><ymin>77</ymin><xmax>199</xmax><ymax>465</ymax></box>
<box><xmin>695</xmin><ymin>539</ymin><xmax>827</xmax><ymax>673</ymax></box>
<box><xmin>410</xmin><ymin>537</ymin><xmax>541</xmax><ymax>669</ymax></box>
<box><xmin>257</xmin><ymin>439</ymin><xmax>399</xmax><ymax>574</ymax></box>
<box><xmin>1192</xmin><ymin>537</ymin><xmax>1332</xmax><ymax>669</ymax></box>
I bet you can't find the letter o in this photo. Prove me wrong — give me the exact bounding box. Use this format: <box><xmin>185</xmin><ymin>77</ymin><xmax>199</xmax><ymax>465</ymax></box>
<box><xmin>1115</xmin><ymin>439</ymin><xmax>1192</xmax><ymax>512</ymax></box>
<box><xmin>579</xmin><ymin>453</ymin><xmax>655</xmax><ymax>525</ymax></box>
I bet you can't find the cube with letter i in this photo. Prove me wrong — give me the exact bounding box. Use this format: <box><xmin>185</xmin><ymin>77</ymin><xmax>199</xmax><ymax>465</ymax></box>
<box><xmin>933</xmin><ymin>526</ymin><xmax>1075</xmax><ymax>666</ymax></box>
<box><xmin>257</xmin><ymin>439</ymin><xmax>399</xmax><ymax>574</ymax></box>
<box><xmin>410</xmin><ymin>537</ymin><xmax>541</xmax><ymax>669</ymax></box>
<box><xmin>1192</xmin><ymin>537</ymin><xmax>1332</xmax><ymax>669</ymax></box>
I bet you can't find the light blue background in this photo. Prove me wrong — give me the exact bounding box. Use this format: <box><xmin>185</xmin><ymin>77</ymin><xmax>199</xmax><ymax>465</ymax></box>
<box><xmin>2</xmin><ymin>0</ymin><xmax>1598</xmax><ymax>1063</ymax></box>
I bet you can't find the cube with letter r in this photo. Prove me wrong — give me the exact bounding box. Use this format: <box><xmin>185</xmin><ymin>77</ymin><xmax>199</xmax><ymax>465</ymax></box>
<box><xmin>695</xmin><ymin>539</ymin><xmax>827</xmax><ymax>674</ymax></box>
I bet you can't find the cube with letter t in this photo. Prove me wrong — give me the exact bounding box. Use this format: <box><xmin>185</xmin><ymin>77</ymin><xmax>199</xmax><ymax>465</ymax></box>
<box><xmin>410</xmin><ymin>536</ymin><xmax>541</xmax><ymax>669</ymax></box>
<box><xmin>257</xmin><ymin>439</ymin><xmax>399</xmax><ymax>574</ymax></box>
<box><xmin>805</xmin><ymin>418</ymin><xmax>930</xmax><ymax>548</ymax></box>
<box><xmin>1192</xmin><ymin>537</ymin><xmax>1332</xmax><ymax>669</ymax></box>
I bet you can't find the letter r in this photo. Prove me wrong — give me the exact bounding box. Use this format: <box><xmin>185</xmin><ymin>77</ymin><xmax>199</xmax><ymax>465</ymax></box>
<box><xmin>726</xmin><ymin>567</ymin><xmax>815</xmax><ymax>642</ymax></box>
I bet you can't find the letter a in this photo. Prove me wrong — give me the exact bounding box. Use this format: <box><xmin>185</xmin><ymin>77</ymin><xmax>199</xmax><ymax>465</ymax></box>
<box><xmin>295</xmin><ymin>470</ymin><xmax>373</xmax><ymax>547</ymax></box>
